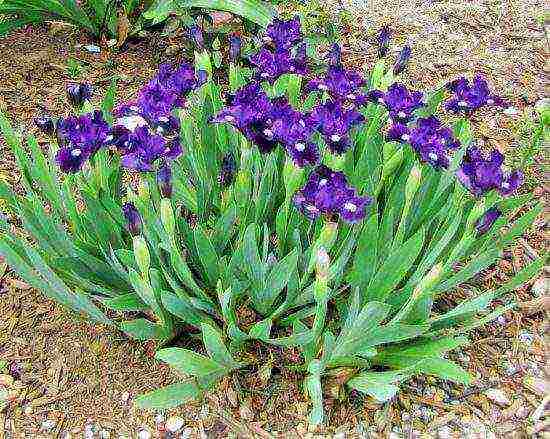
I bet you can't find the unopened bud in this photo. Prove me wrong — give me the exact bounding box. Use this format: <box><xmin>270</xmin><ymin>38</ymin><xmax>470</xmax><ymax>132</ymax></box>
<box><xmin>466</xmin><ymin>199</ymin><xmax>486</xmax><ymax>230</ymax></box>
<box><xmin>133</xmin><ymin>236</ymin><xmax>150</xmax><ymax>276</ymax></box>
<box><xmin>413</xmin><ymin>263</ymin><xmax>442</xmax><ymax>299</ymax></box>
<box><xmin>160</xmin><ymin>198</ymin><xmax>175</xmax><ymax>236</ymax></box>
<box><xmin>316</xmin><ymin>247</ymin><xmax>330</xmax><ymax>279</ymax></box>
<box><xmin>283</xmin><ymin>157</ymin><xmax>304</xmax><ymax>199</ymax></box>
<box><xmin>138</xmin><ymin>179</ymin><xmax>150</xmax><ymax>201</ymax></box>
<box><xmin>382</xmin><ymin>148</ymin><xmax>404</xmax><ymax>178</ymax></box>
<box><xmin>122</xmin><ymin>202</ymin><xmax>141</xmax><ymax>236</ymax></box>
<box><xmin>405</xmin><ymin>165</ymin><xmax>422</xmax><ymax>202</ymax></box>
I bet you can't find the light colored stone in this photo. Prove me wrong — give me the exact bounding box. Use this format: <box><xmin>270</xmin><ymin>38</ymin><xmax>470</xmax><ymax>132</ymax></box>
<box><xmin>165</xmin><ymin>416</ymin><xmax>184</xmax><ymax>433</ymax></box>
<box><xmin>137</xmin><ymin>429</ymin><xmax>151</xmax><ymax>439</ymax></box>
<box><xmin>485</xmin><ymin>388</ymin><xmax>511</xmax><ymax>406</ymax></box>
<box><xmin>41</xmin><ymin>419</ymin><xmax>55</xmax><ymax>432</ymax></box>
<box><xmin>179</xmin><ymin>427</ymin><xmax>193</xmax><ymax>439</ymax></box>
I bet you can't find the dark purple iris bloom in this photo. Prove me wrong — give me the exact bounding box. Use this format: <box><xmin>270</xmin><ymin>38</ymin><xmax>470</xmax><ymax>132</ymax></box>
<box><xmin>307</xmin><ymin>65</ymin><xmax>367</xmax><ymax>105</ymax></box>
<box><xmin>387</xmin><ymin>123</ymin><xmax>410</xmax><ymax>143</ymax></box>
<box><xmin>393</xmin><ymin>45</ymin><xmax>411</xmax><ymax>75</ymax></box>
<box><xmin>137</xmin><ymin>80</ymin><xmax>178</xmax><ymax>124</ymax></box>
<box><xmin>250</xmin><ymin>45</ymin><xmax>308</xmax><ymax>84</ymax></box>
<box><xmin>377</xmin><ymin>26</ymin><xmax>391</xmax><ymax>58</ymax></box>
<box><xmin>445</xmin><ymin>75</ymin><xmax>507</xmax><ymax>114</ymax></box>
<box><xmin>55</xmin><ymin>144</ymin><xmax>90</xmax><ymax>173</ymax></box>
<box><xmin>211</xmin><ymin>83</ymin><xmax>272</xmax><ymax>130</ymax></box>
<box><xmin>392</xmin><ymin>116</ymin><xmax>459</xmax><ymax>169</ymax></box>
<box><xmin>229</xmin><ymin>35</ymin><xmax>242</xmax><ymax>63</ymax></box>
<box><xmin>457</xmin><ymin>147</ymin><xmax>523</xmax><ymax>197</ymax></box>
<box><xmin>371</xmin><ymin>83</ymin><xmax>424</xmax><ymax>123</ymax></box>
<box><xmin>122</xmin><ymin>202</ymin><xmax>142</xmax><ymax>236</ymax></box>
<box><xmin>34</xmin><ymin>115</ymin><xmax>55</xmax><ymax>135</ymax></box>
<box><xmin>55</xmin><ymin>110</ymin><xmax>110</xmax><ymax>173</ymax></box>
<box><xmin>189</xmin><ymin>25</ymin><xmax>205</xmax><ymax>50</ymax></box>
<box><xmin>475</xmin><ymin>207</ymin><xmax>502</xmax><ymax>235</ymax></box>
<box><xmin>120</xmin><ymin>126</ymin><xmax>180</xmax><ymax>172</ymax></box>
<box><xmin>293</xmin><ymin>165</ymin><xmax>371</xmax><ymax>223</ymax></box>
<box><xmin>157</xmin><ymin>162</ymin><xmax>173</xmax><ymax>198</ymax></box>
<box><xmin>67</xmin><ymin>83</ymin><xmax>93</xmax><ymax>107</ymax></box>
<box><xmin>264</xmin><ymin>16</ymin><xmax>302</xmax><ymax>51</ymax></box>
<box><xmin>218</xmin><ymin>152</ymin><xmax>237</xmax><ymax>188</ymax></box>
<box><xmin>308</xmin><ymin>100</ymin><xmax>364</xmax><ymax>154</ymax></box>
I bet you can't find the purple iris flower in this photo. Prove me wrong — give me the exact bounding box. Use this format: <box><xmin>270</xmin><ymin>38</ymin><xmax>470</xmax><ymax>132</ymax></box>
<box><xmin>55</xmin><ymin>145</ymin><xmax>91</xmax><ymax>173</ymax></box>
<box><xmin>307</xmin><ymin>65</ymin><xmax>367</xmax><ymax>105</ymax></box>
<box><xmin>34</xmin><ymin>114</ymin><xmax>55</xmax><ymax>135</ymax></box>
<box><xmin>308</xmin><ymin>100</ymin><xmax>364</xmax><ymax>154</ymax></box>
<box><xmin>377</xmin><ymin>26</ymin><xmax>391</xmax><ymax>58</ymax></box>
<box><xmin>157</xmin><ymin>162</ymin><xmax>173</xmax><ymax>198</ymax></box>
<box><xmin>122</xmin><ymin>202</ymin><xmax>142</xmax><ymax>236</ymax></box>
<box><xmin>445</xmin><ymin>75</ymin><xmax>507</xmax><ymax>114</ymax></box>
<box><xmin>67</xmin><ymin>83</ymin><xmax>93</xmax><ymax>107</ymax></box>
<box><xmin>370</xmin><ymin>83</ymin><xmax>424</xmax><ymax>123</ymax></box>
<box><xmin>475</xmin><ymin>207</ymin><xmax>502</xmax><ymax>235</ymax></box>
<box><xmin>120</xmin><ymin>126</ymin><xmax>179</xmax><ymax>172</ymax></box>
<box><xmin>393</xmin><ymin>45</ymin><xmax>411</xmax><ymax>75</ymax></box>
<box><xmin>293</xmin><ymin>165</ymin><xmax>371</xmax><ymax>223</ymax></box>
<box><xmin>211</xmin><ymin>83</ymin><xmax>273</xmax><ymax>136</ymax></box>
<box><xmin>229</xmin><ymin>34</ymin><xmax>242</xmax><ymax>63</ymax></box>
<box><xmin>250</xmin><ymin>45</ymin><xmax>308</xmax><ymax>84</ymax></box>
<box><xmin>457</xmin><ymin>147</ymin><xmax>523</xmax><ymax>197</ymax></box>
<box><xmin>264</xmin><ymin>16</ymin><xmax>302</xmax><ymax>51</ymax></box>
<box><xmin>387</xmin><ymin>123</ymin><xmax>411</xmax><ymax>143</ymax></box>
<box><xmin>137</xmin><ymin>80</ymin><xmax>178</xmax><ymax>124</ymax></box>
<box><xmin>218</xmin><ymin>152</ymin><xmax>237</xmax><ymax>188</ymax></box>
<box><xmin>390</xmin><ymin>116</ymin><xmax>459</xmax><ymax>169</ymax></box>
<box><xmin>55</xmin><ymin>110</ymin><xmax>110</xmax><ymax>173</ymax></box>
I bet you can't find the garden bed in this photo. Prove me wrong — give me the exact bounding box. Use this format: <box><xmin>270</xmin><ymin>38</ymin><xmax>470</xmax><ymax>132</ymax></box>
<box><xmin>0</xmin><ymin>1</ymin><xmax>548</xmax><ymax>437</ymax></box>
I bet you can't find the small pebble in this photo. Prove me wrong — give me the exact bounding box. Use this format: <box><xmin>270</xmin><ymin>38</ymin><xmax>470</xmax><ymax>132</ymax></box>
<box><xmin>154</xmin><ymin>413</ymin><xmax>165</xmax><ymax>425</ymax></box>
<box><xmin>503</xmin><ymin>107</ymin><xmax>519</xmax><ymax>116</ymax></box>
<box><xmin>84</xmin><ymin>44</ymin><xmax>101</xmax><ymax>53</ymax></box>
<box><xmin>179</xmin><ymin>427</ymin><xmax>193</xmax><ymax>439</ymax></box>
<box><xmin>437</xmin><ymin>426</ymin><xmax>453</xmax><ymax>439</ymax></box>
<box><xmin>120</xmin><ymin>392</ymin><xmax>130</xmax><ymax>404</ymax></box>
<box><xmin>165</xmin><ymin>416</ymin><xmax>184</xmax><ymax>433</ymax></box>
<box><xmin>41</xmin><ymin>419</ymin><xmax>55</xmax><ymax>432</ymax></box>
<box><xmin>137</xmin><ymin>429</ymin><xmax>151</xmax><ymax>439</ymax></box>
<box><xmin>485</xmin><ymin>388</ymin><xmax>511</xmax><ymax>406</ymax></box>
<box><xmin>531</xmin><ymin>277</ymin><xmax>547</xmax><ymax>297</ymax></box>
<box><xmin>518</xmin><ymin>331</ymin><xmax>533</xmax><ymax>345</ymax></box>
<box><xmin>99</xmin><ymin>430</ymin><xmax>110</xmax><ymax>439</ymax></box>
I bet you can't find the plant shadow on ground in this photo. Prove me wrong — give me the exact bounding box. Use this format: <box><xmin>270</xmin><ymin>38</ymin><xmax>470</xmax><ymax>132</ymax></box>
<box><xmin>0</xmin><ymin>3</ymin><xmax>548</xmax><ymax>436</ymax></box>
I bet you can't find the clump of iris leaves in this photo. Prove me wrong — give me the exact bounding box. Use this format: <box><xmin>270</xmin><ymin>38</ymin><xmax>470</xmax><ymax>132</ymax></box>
<box><xmin>0</xmin><ymin>17</ymin><xmax>546</xmax><ymax>425</ymax></box>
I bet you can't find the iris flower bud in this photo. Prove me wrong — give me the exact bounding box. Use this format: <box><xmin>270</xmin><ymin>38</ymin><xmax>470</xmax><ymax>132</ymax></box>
<box><xmin>34</xmin><ymin>115</ymin><xmax>55</xmax><ymax>136</ymax></box>
<box><xmin>327</xmin><ymin>43</ymin><xmax>342</xmax><ymax>67</ymax></box>
<box><xmin>160</xmin><ymin>198</ymin><xmax>175</xmax><ymax>236</ymax></box>
<box><xmin>405</xmin><ymin>165</ymin><xmax>421</xmax><ymax>203</ymax></box>
<box><xmin>393</xmin><ymin>45</ymin><xmax>411</xmax><ymax>75</ymax></box>
<box><xmin>66</xmin><ymin>83</ymin><xmax>93</xmax><ymax>107</ymax></box>
<box><xmin>157</xmin><ymin>162</ymin><xmax>173</xmax><ymax>199</ymax></box>
<box><xmin>197</xmin><ymin>69</ymin><xmax>208</xmax><ymax>87</ymax></box>
<box><xmin>218</xmin><ymin>152</ymin><xmax>237</xmax><ymax>188</ymax></box>
<box><xmin>190</xmin><ymin>25</ymin><xmax>205</xmax><ymax>50</ymax></box>
<box><xmin>229</xmin><ymin>34</ymin><xmax>242</xmax><ymax>63</ymax></box>
<box><xmin>377</xmin><ymin>26</ymin><xmax>391</xmax><ymax>58</ymax></box>
<box><xmin>133</xmin><ymin>236</ymin><xmax>151</xmax><ymax>276</ymax></box>
<box><xmin>122</xmin><ymin>202</ymin><xmax>142</xmax><ymax>236</ymax></box>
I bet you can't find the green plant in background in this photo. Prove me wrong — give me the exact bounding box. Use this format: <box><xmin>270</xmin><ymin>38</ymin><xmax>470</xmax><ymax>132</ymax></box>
<box><xmin>66</xmin><ymin>57</ymin><xmax>85</xmax><ymax>79</ymax></box>
<box><xmin>0</xmin><ymin>18</ymin><xmax>546</xmax><ymax>426</ymax></box>
<box><xmin>0</xmin><ymin>0</ymin><xmax>274</xmax><ymax>41</ymax></box>
<box><xmin>510</xmin><ymin>102</ymin><xmax>549</xmax><ymax>188</ymax></box>
<box><xmin>0</xmin><ymin>0</ymin><xmax>142</xmax><ymax>39</ymax></box>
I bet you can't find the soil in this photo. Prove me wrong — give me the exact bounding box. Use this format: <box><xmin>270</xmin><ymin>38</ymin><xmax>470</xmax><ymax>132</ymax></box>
<box><xmin>0</xmin><ymin>1</ymin><xmax>548</xmax><ymax>438</ymax></box>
